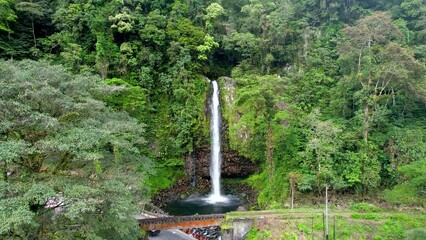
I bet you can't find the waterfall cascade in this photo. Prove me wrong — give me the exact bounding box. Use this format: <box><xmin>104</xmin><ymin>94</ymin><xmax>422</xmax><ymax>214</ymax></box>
<box><xmin>206</xmin><ymin>80</ymin><xmax>228</xmax><ymax>203</ymax></box>
<box><xmin>163</xmin><ymin>79</ymin><xmax>240</xmax><ymax>215</ymax></box>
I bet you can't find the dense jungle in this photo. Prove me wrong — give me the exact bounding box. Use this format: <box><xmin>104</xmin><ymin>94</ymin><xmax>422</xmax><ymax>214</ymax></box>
<box><xmin>0</xmin><ymin>0</ymin><xmax>425</xmax><ymax>239</ymax></box>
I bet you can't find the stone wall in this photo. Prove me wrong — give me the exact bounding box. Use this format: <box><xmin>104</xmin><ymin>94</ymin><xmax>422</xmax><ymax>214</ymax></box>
<box><xmin>221</xmin><ymin>219</ymin><xmax>254</xmax><ymax>240</ymax></box>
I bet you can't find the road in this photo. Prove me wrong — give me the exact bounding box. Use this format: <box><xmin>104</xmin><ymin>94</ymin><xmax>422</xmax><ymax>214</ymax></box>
<box><xmin>148</xmin><ymin>229</ymin><xmax>196</xmax><ymax>240</ymax></box>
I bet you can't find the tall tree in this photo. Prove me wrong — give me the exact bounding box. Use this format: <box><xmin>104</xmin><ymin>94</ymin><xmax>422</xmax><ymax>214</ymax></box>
<box><xmin>15</xmin><ymin>0</ymin><xmax>46</xmax><ymax>48</ymax></box>
<box><xmin>339</xmin><ymin>12</ymin><xmax>424</xmax><ymax>143</ymax></box>
<box><xmin>0</xmin><ymin>0</ymin><xmax>17</xmax><ymax>35</ymax></box>
<box><xmin>303</xmin><ymin>109</ymin><xmax>342</xmax><ymax>193</ymax></box>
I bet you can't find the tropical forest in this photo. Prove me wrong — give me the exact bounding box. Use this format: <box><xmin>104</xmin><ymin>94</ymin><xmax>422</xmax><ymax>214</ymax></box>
<box><xmin>0</xmin><ymin>0</ymin><xmax>425</xmax><ymax>239</ymax></box>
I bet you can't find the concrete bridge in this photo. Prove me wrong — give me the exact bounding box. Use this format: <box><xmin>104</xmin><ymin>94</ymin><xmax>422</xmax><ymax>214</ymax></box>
<box><xmin>138</xmin><ymin>214</ymin><xmax>226</xmax><ymax>231</ymax></box>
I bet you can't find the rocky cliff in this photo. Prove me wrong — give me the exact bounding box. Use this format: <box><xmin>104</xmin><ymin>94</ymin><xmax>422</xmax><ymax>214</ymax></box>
<box><xmin>185</xmin><ymin>147</ymin><xmax>258</xmax><ymax>178</ymax></box>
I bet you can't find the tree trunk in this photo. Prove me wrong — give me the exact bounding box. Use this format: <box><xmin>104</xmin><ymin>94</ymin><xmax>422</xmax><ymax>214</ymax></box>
<box><xmin>6</xmin><ymin>21</ymin><xmax>13</xmax><ymax>60</ymax></box>
<box><xmin>316</xmin><ymin>148</ymin><xmax>322</xmax><ymax>195</ymax></box>
<box><xmin>98</xmin><ymin>60</ymin><xmax>109</xmax><ymax>79</ymax></box>
<box><xmin>2</xmin><ymin>162</ymin><xmax>7</xmax><ymax>181</ymax></box>
<box><xmin>392</xmin><ymin>88</ymin><xmax>396</xmax><ymax>106</ymax></box>
<box><xmin>55</xmin><ymin>152</ymin><xmax>70</xmax><ymax>172</ymax></box>
<box><xmin>303</xmin><ymin>28</ymin><xmax>309</xmax><ymax>59</ymax></box>
<box><xmin>290</xmin><ymin>175</ymin><xmax>295</xmax><ymax>209</ymax></box>
<box><xmin>31</xmin><ymin>18</ymin><xmax>36</xmax><ymax>47</ymax></box>
<box><xmin>266</xmin><ymin>128</ymin><xmax>274</xmax><ymax>181</ymax></box>
<box><xmin>357</xmin><ymin>49</ymin><xmax>362</xmax><ymax>76</ymax></box>
<box><xmin>363</xmin><ymin>105</ymin><xmax>369</xmax><ymax>143</ymax></box>
<box><xmin>321</xmin><ymin>0</ymin><xmax>326</xmax><ymax>9</ymax></box>
<box><xmin>6</xmin><ymin>21</ymin><xmax>11</xmax><ymax>40</ymax></box>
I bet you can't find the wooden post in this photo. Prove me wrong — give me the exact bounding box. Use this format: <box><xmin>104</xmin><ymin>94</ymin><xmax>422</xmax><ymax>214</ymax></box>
<box><xmin>290</xmin><ymin>174</ymin><xmax>295</xmax><ymax>209</ymax></box>
<box><xmin>333</xmin><ymin>216</ymin><xmax>336</xmax><ymax>239</ymax></box>
<box><xmin>322</xmin><ymin>212</ymin><xmax>325</xmax><ymax>239</ymax></box>
<box><xmin>325</xmin><ymin>186</ymin><xmax>329</xmax><ymax>240</ymax></box>
<box><xmin>312</xmin><ymin>212</ymin><xmax>314</xmax><ymax>240</ymax></box>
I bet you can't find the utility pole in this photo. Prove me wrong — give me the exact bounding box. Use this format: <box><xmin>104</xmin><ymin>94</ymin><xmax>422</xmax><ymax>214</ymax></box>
<box><xmin>325</xmin><ymin>185</ymin><xmax>329</xmax><ymax>240</ymax></box>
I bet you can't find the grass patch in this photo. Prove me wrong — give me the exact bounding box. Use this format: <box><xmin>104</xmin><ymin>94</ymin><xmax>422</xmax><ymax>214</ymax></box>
<box><xmin>406</xmin><ymin>228</ymin><xmax>426</xmax><ymax>240</ymax></box>
<box><xmin>220</xmin><ymin>219</ymin><xmax>232</xmax><ymax>230</ymax></box>
<box><xmin>350</xmin><ymin>203</ymin><xmax>382</xmax><ymax>213</ymax></box>
<box><xmin>246</xmin><ymin>228</ymin><xmax>272</xmax><ymax>240</ymax></box>
<box><xmin>351</xmin><ymin>213</ymin><xmax>380</xmax><ymax>221</ymax></box>
<box><xmin>297</xmin><ymin>223</ymin><xmax>311</xmax><ymax>234</ymax></box>
<box><xmin>226</xmin><ymin>207</ymin><xmax>426</xmax><ymax>239</ymax></box>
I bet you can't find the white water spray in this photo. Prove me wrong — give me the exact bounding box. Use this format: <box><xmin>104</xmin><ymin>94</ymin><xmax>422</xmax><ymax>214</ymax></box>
<box><xmin>207</xmin><ymin>80</ymin><xmax>227</xmax><ymax>203</ymax></box>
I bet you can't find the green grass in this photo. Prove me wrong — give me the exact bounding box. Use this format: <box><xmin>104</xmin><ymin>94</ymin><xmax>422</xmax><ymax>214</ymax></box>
<box><xmin>351</xmin><ymin>213</ymin><xmax>380</xmax><ymax>221</ymax></box>
<box><xmin>246</xmin><ymin>228</ymin><xmax>272</xmax><ymax>240</ymax></box>
<box><xmin>225</xmin><ymin>206</ymin><xmax>426</xmax><ymax>240</ymax></box>
<box><xmin>350</xmin><ymin>203</ymin><xmax>383</xmax><ymax>213</ymax></box>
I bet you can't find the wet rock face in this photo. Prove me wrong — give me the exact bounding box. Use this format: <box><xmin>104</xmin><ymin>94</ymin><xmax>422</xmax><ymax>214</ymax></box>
<box><xmin>152</xmin><ymin>177</ymin><xmax>211</xmax><ymax>208</ymax></box>
<box><xmin>185</xmin><ymin>147</ymin><xmax>259</xmax><ymax>178</ymax></box>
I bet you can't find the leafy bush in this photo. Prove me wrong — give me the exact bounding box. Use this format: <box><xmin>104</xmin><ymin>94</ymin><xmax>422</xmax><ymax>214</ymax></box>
<box><xmin>405</xmin><ymin>228</ymin><xmax>426</xmax><ymax>240</ymax></box>
<box><xmin>351</xmin><ymin>213</ymin><xmax>380</xmax><ymax>221</ymax></box>
<box><xmin>297</xmin><ymin>223</ymin><xmax>311</xmax><ymax>234</ymax></box>
<box><xmin>281</xmin><ymin>232</ymin><xmax>298</xmax><ymax>240</ymax></box>
<box><xmin>350</xmin><ymin>203</ymin><xmax>383</xmax><ymax>213</ymax></box>
<box><xmin>384</xmin><ymin>159</ymin><xmax>426</xmax><ymax>206</ymax></box>
<box><xmin>379</xmin><ymin>220</ymin><xmax>405</xmax><ymax>239</ymax></box>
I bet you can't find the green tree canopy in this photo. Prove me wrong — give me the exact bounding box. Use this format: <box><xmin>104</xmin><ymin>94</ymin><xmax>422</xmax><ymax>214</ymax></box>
<box><xmin>0</xmin><ymin>60</ymin><xmax>152</xmax><ymax>239</ymax></box>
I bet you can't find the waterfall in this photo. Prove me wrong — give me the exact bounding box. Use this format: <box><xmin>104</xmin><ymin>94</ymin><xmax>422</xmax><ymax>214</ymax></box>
<box><xmin>207</xmin><ymin>80</ymin><xmax>227</xmax><ymax>203</ymax></box>
<box><xmin>165</xmin><ymin>80</ymin><xmax>240</xmax><ymax>213</ymax></box>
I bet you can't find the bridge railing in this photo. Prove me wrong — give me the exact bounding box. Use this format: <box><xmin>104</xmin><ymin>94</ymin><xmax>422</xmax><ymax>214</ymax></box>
<box><xmin>138</xmin><ymin>214</ymin><xmax>226</xmax><ymax>225</ymax></box>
